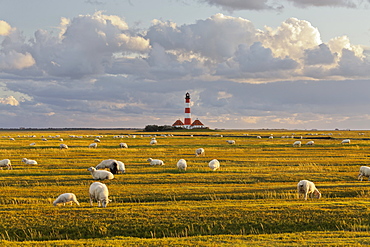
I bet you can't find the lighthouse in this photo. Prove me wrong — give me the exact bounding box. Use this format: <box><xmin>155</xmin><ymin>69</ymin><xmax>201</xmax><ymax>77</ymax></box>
<box><xmin>172</xmin><ymin>92</ymin><xmax>206</xmax><ymax>129</ymax></box>
<box><xmin>184</xmin><ymin>92</ymin><xmax>192</xmax><ymax>129</ymax></box>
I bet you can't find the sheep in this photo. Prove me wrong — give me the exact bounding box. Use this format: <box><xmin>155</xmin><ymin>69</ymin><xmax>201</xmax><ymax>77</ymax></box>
<box><xmin>195</xmin><ymin>148</ymin><xmax>205</xmax><ymax>157</ymax></box>
<box><xmin>226</xmin><ymin>140</ymin><xmax>235</xmax><ymax>144</ymax></box>
<box><xmin>94</xmin><ymin>139</ymin><xmax>101</xmax><ymax>142</ymax></box>
<box><xmin>208</xmin><ymin>159</ymin><xmax>220</xmax><ymax>171</ymax></box>
<box><xmin>177</xmin><ymin>159</ymin><xmax>187</xmax><ymax>171</ymax></box>
<box><xmin>53</xmin><ymin>193</ymin><xmax>80</xmax><ymax>206</ymax></box>
<box><xmin>306</xmin><ymin>141</ymin><xmax>315</xmax><ymax>146</ymax></box>
<box><xmin>257</xmin><ymin>136</ymin><xmax>262</xmax><ymax>139</ymax></box>
<box><xmin>96</xmin><ymin>159</ymin><xmax>117</xmax><ymax>170</ymax></box>
<box><xmin>0</xmin><ymin>159</ymin><xmax>12</xmax><ymax>170</ymax></box>
<box><xmin>115</xmin><ymin>161</ymin><xmax>125</xmax><ymax>174</ymax></box>
<box><xmin>119</xmin><ymin>142</ymin><xmax>128</xmax><ymax>148</ymax></box>
<box><xmin>29</xmin><ymin>142</ymin><xmax>36</xmax><ymax>146</ymax></box>
<box><xmin>358</xmin><ymin>166</ymin><xmax>370</xmax><ymax>181</ymax></box>
<box><xmin>297</xmin><ymin>180</ymin><xmax>321</xmax><ymax>200</ymax></box>
<box><xmin>89</xmin><ymin>182</ymin><xmax>111</xmax><ymax>208</ymax></box>
<box><xmin>150</xmin><ymin>138</ymin><xmax>157</xmax><ymax>145</ymax></box>
<box><xmin>22</xmin><ymin>158</ymin><xmax>37</xmax><ymax>165</ymax></box>
<box><xmin>59</xmin><ymin>144</ymin><xmax>68</xmax><ymax>149</ymax></box>
<box><xmin>89</xmin><ymin>143</ymin><xmax>98</xmax><ymax>148</ymax></box>
<box><xmin>293</xmin><ymin>141</ymin><xmax>302</xmax><ymax>147</ymax></box>
<box><xmin>147</xmin><ymin>158</ymin><xmax>164</xmax><ymax>166</ymax></box>
<box><xmin>87</xmin><ymin>167</ymin><xmax>114</xmax><ymax>180</ymax></box>
<box><xmin>341</xmin><ymin>139</ymin><xmax>351</xmax><ymax>145</ymax></box>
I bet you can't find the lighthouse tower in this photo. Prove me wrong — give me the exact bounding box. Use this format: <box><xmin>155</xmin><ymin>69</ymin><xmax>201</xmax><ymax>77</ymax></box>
<box><xmin>184</xmin><ymin>92</ymin><xmax>192</xmax><ymax>129</ymax></box>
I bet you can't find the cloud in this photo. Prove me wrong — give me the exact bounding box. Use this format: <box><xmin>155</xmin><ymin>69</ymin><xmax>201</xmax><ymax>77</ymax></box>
<box><xmin>199</xmin><ymin>0</ymin><xmax>369</xmax><ymax>10</ymax></box>
<box><xmin>0</xmin><ymin>20</ymin><xmax>12</xmax><ymax>36</ymax></box>
<box><xmin>303</xmin><ymin>43</ymin><xmax>336</xmax><ymax>65</ymax></box>
<box><xmin>0</xmin><ymin>96</ymin><xmax>19</xmax><ymax>106</ymax></box>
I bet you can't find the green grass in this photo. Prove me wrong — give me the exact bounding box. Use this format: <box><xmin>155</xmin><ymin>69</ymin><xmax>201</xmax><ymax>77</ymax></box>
<box><xmin>1</xmin><ymin>129</ymin><xmax>370</xmax><ymax>245</ymax></box>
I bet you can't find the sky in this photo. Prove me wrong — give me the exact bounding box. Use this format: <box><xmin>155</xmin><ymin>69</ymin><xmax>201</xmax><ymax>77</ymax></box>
<box><xmin>1</xmin><ymin>0</ymin><xmax>370</xmax><ymax>130</ymax></box>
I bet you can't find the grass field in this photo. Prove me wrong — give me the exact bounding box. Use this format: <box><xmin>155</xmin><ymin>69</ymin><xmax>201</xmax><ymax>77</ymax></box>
<box><xmin>1</xmin><ymin>129</ymin><xmax>370</xmax><ymax>246</ymax></box>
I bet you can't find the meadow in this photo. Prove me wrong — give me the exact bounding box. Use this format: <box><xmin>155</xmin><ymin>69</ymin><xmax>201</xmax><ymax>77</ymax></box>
<box><xmin>0</xmin><ymin>129</ymin><xmax>370</xmax><ymax>246</ymax></box>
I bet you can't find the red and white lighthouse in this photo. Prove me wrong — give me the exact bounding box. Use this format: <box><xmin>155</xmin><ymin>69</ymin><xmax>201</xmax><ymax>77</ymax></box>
<box><xmin>184</xmin><ymin>92</ymin><xmax>192</xmax><ymax>129</ymax></box>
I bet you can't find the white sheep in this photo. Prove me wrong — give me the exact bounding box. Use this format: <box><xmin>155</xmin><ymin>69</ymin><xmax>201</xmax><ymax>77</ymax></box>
<box><xmin>297</xmin><ymin>180</ymin><xmax>321</xmax><ymax>200</ymax></box>
<box><xmin>341</xmin><ymin>139</ymin><xmax>351</xmax><ymax>145</ymax></box>
<box><xmin>306</xmin><ymin>141</ymin><xmax>315</xmax><ymax>146</ymax></box>
<box><xmin>22</xmin><ymin>158</ymin><xmax>37</xmax><ymax>165</ymax></box>
<box><xmin>147</xmin><ymin>158</ymin><xmax>164</xmax><ymax>166</ymax></box>
<box><xmin>177</xmin><ymin>159</ymin><xmax>187</xmax><ymax>171</ymax></box>
<box><xmin>94</xmin><ymin>139</ymin><xmax>101</xmax><ymax>142</ymax></box>
<box><xmin>0</xmin><ymin>159</ymin><xmax>12</xmax><ymax>170</ymax></box>
<box><xmin>29</xmin><ymin>142</ymin><xmax>36</xmax><ymax>146</ymax></box>
<box><xmin>226</xmin><ymin>140</ymin><xmax>235</xmax><ymax>144</ymax></box>
<box><xmin>293</xmin><ymin>141</ymin><xmax>302</xmax><ymax>147</ymax></box>
<box><xmin>53</xmin><ymin>193</ymin><xmax>80</xmax><ymax>206</ymax></box>
<box><xmin>257</xmin><ymin>136</ymin><xmax>262</xmax><ymax>139</ymax></box>
<box><xmin>119</xmin><ymin>142</ymin><xmax>128</xmax><ymax>148</ymax></box>
<box><xmin>195</xmin><ymin>148</ymin><xmax>205</xmax><ymax>157</ymax></box>
<box><xmin>209</xmin><ymin>159</ymin><xmax>220</xmax><ymax>171</ymax></box>
<box><xmin>358</xmin><ymin>166</ymin><xmax>370</xmax><ymax>181</ymax></box>
<box><xmin>96</xmin><ymin>159</ymin><xmax>117</xmax><ymax>170</ymax></box>
<box><xmin>89</xmin><ymin>143</ymin><xmax>98</xmax><ymax>148</ymax></box>
<box><xmin>89</xmin><ymin>182</ymin><xmax>111</xmax><ymax>208</ymax></box>
<box><xmin>59</xmin><ymin>144</ymin><xmax>68</xmax><ymax>149</ymax></box>
<box><xmin>150</xmin><ymin>138</ymin><xmax>157</xmax><ymax>145</ymax></box>
<box><xmin>116</xmin><ymin>161</ymin><xmax>125</xmax><ymax>173</ymax></box>
<box><xmin>87</xmin><ymin>167</ymin><xmax>114</xmax><ymax>180</ymax></box>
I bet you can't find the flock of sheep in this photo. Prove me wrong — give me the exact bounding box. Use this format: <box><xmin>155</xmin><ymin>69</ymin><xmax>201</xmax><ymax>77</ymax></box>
<box><xmin>0</xmin><ymin>133</ymin><xmax>365</xmax><ymax>208</ymax></box>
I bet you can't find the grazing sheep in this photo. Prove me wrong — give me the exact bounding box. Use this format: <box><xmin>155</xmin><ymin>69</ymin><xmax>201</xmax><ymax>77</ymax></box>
<box><xmin>297</xmin><ymin>180</ymin><xmax>321</xmax><ymax>200</ymax></box>
<box><xmin>226</xmin><ymin>140</ymin><xmax>235</xmax><ymax>144</ymax></box>
<box><xmin>293</xmin><ymin>141</ymin><xmax>302</xmax><ymax>147</ymax></box>
<box><xmin>195</xmin><ymin>148</ymin><xmax>205</xmax><ymax>157</ymax></box>
<box><xmin>257</xmin><ymin>136</ymin><xmax>262</xmax><ymax>139</ymax></box>
<box><xmin>94</xmin><ymin>139</ymin><xmax>101</xmax><ymax>142</ymax></box>
<box><xmin>341</xmin><ymin>139</ymin><xmax>351</xmax><ymax>145</ymax></box>
<box><xmin>59</xmin><ymin>144</ymin><xmax>68</xmax><ymax>149</ymax></box>
<box><xmin>306</xmin><ymin>141</ymin><xmax>315</xmax><ymax>146</ymax></box>
<box><xmin>208</xmin><ymin>159</ymin><xmax>220</xmax><ymax>171</ymax></box>
<box><xmin>87</xmin><ymin>167</ymin><xmax>114</xmax><ymax>180</ymax></box>
<box><xmin>115</xmin><ymin>161</ymin><xmax>125</xmax><ymax>174</ymax></box>
<box><xmin>53</xmin><ymin>193</ymin><xmax>80</xmax><ymax>206</ymax></box>
<box><xmin>150</xmin><ymin>138</ymin><xmax>157</xmax><ymax>145</ymax></box>
<box><xmin>358</xmin><ymin>166</ymin><xmax>370</xmax><ymax>181</ymax></box>
<box><xmin>22</xmin><ymin>158</ymin><xmax>37</xmax><ymax>165</ymax></box>
<box><xmin>29</xmin><ymin>142</ymin><xmax>36</xmax><ymax>146</ymax></box>
<box><xmin>147</xmin><ymin>158</ymin><xmax>164</xmax><ymax>166</ymax></box>
<box><xmin>0</xmin><ymin>159</ymin><xmax>12</xmax><ymax>170</ymax></box>
<box><xmin>89</xmin><ymin>182</ymin><xmax>111</xmax><ymax>208</ymax></box>
<box><xmin>177</xmin><ymin>159</ymin><xmax>187</xmax><ymax>171</ymax></box>
<box><xmin>89</xmin><ymin>143</ymin><xmax>98</xmax><ymax>148</ymax></box>
<box><xmin>9</xmin><ymin>138</ymin><xmax>15</xmax><ymax>141</ymax></box>
<box><xmin>96</xmin><ymin>159</ymin><xmax>117</xmax><ymax>169</ymax></box>
<box><xmin>119</xmin><ymin>142</ymin><xmax>128</xmax><ymax>148</ymax></box>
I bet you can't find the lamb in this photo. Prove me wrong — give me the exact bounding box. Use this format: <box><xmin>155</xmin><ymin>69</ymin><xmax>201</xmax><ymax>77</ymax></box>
<box><xmin>89</xmin><ymin>143</ymin><xmax>98</xmax><ymax>148</ymax></box>
<box><xmin>341</xmin><ymin>139</ymin><xmax>351</xmax><ymax>145</ymax></box>
<box><xmin>297</xmin><ymin>180</ymin><xmax>321</xmax><ymax>200</ymax></box>
<box><xmin>306</xmin><ymin>141</ymin><xmax>315</xmax><ymax>146</ymax></box>
<box><xmin>195</xmin><ymin>148</ymin><xmax>205</xmax><ymax>157</ymax></box>
<box><xmin>87</xmin><ymin>167</ymin><xmax>114</xmax><ymax>180</ymax></box>
<box><xmin>147</xmin><ymin>158</ymin><xmax>164</xmax><ymax>166</ymax></box>
<box><xmin>22</xmin><ymin>158</ymin><xmax>37</xmax><ymax>165</ymax></box>
<box><xmin>119</xmin><ymin>142</ymin><xmax>128</xmax><ymax>148</ymax></box>
<box><xmin>89</xmin><ymin>182</ymin><xmax>111</xmax><ymax>208</ymax></box>
<box><xmin>59</xmin><ymin>144</ymin><xmax>68</xmax><ymax>149</ymax></box>
<box><xmin>0</xmin><ymin>159</ymin><xmax>12</xmax><ymax>170</ymax></box>
<box><xmin>293</xmin><ymin>141</ymin><xmax>302</xmax><ymax>147</ymax></box>
<box><xmin>208</xmin><ymin>159</ymin><xmax>220</xmax><ymax>171</ymax></box>
<box><xmin>358</xmin><ymin>166</ymin><xmax>370</xmax><ymax>181</ymax></box>
<box><xmin>226</xmin><ymin>140</ymin><xmax>235</xmax><ymax>144</ymax></box>
<box><xmin>53</xmin><ymin>193</ymin><xmax>80</xmax><ymax>206</ymax></box>
<box><xmin>177</xmin><ymin>159</ymin><xmax>187</xmax><ymax>171</ymax></box>
<box><xmin>150</xmin><ymin>138</ymin><xmax>157</xmax><ymax>145</ymax></box>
